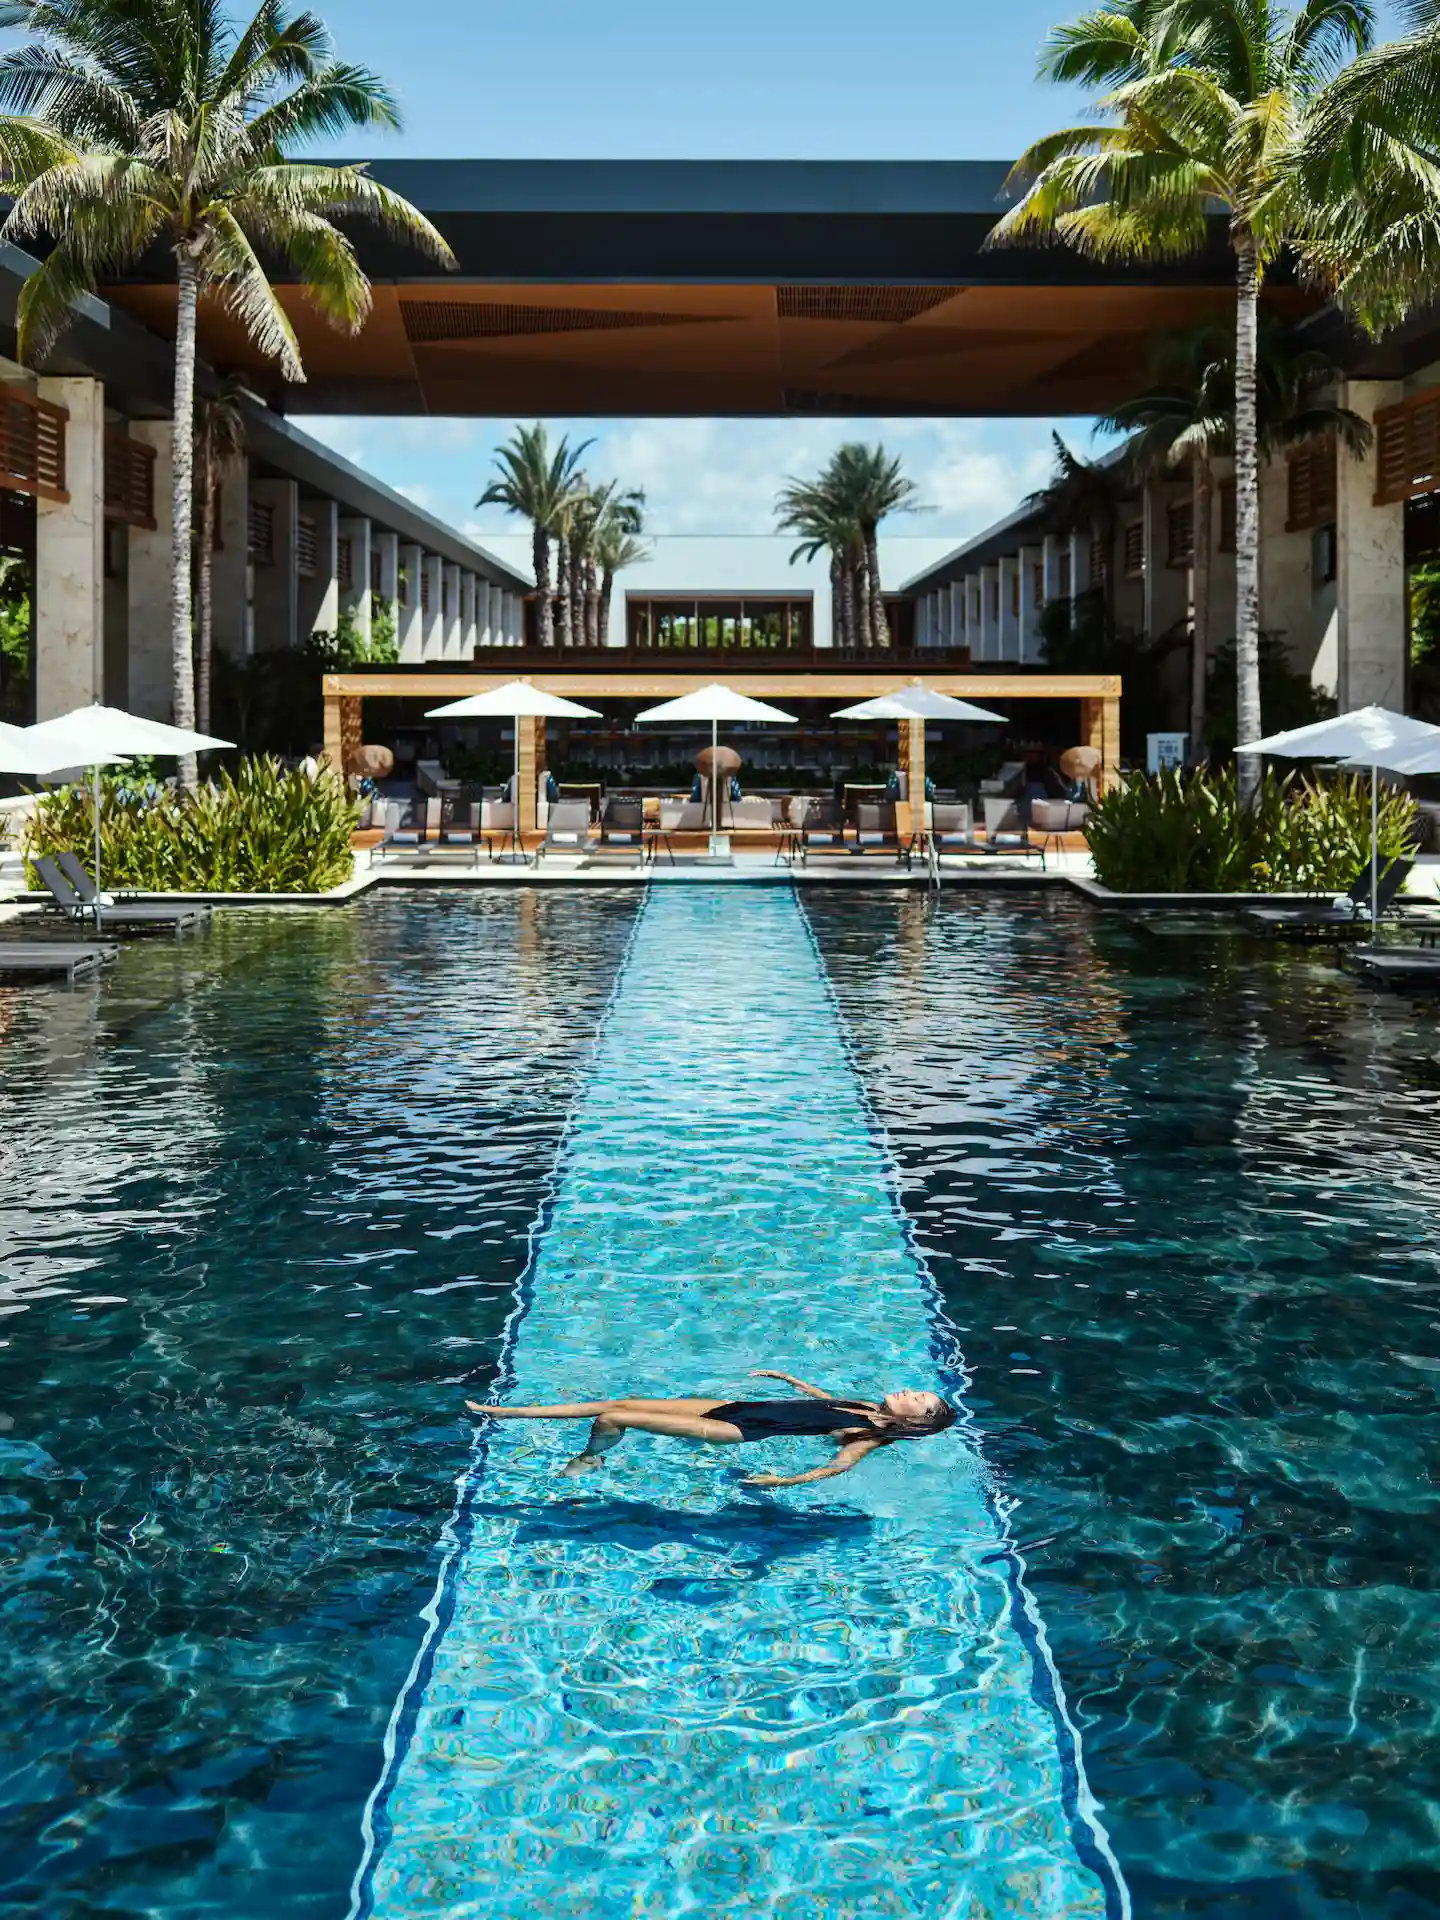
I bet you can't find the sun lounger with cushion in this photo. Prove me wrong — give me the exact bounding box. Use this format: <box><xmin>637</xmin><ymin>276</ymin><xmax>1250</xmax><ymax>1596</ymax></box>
<box><xmin>1243</xmin><ymin>857</ymin><xmax>1414</xmax><ymax>934</ymax></box>
<box><xmin>55</xmin><ymin>850</ymin><xmax>212</xmax><ymax>918</ymax></box>
<box><xmin>31</xmin><ymin>856</ymin><xmax>208</xmax><ymax>931</ymax></box>
<box><xmin>369</xmin><ymin>797</ymin><xmax>437</xmax><ymax>865</ymax></box>
<box><xmin>537</xmin><ymin>800</ymin><xmax>595</xmax><ymax>860</ymax></box>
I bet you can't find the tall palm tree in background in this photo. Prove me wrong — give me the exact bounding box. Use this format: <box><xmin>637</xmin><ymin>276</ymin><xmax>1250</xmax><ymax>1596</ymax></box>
<box><xmin>193</xmin><ymin>378</ymin><xmax>247</xmax><ymax>737</ymax></box>
<box><xmin>776</xmin><ymin>477</ymin><xmax>862</xmax><ymax>650</ymax></box>
<box><xmin>831</xmin><ymin>442</ymin><xmax>921</xmax><ymax>647</ymax></box>
<box><xmin>986</xmin><ymin>0</ymin><xmax>1376</xmax><ymax>800</ymax></box>
<box><xmin>1024</xmin><ymin>433</ymin><xmax>1126</xmax><ymax>619</ymax></box>
<box><xmin>0</xmin><ymin>0</ymin><xmax>454</xmax><ymax>788</ymax></box>
<box><xmin>594</xmin><ymin>520</ymin><xmax>651</xmax><ymax>647</ymax></box>
<box><xmin>477</xmin><ymin>424</ymin><xmax>591</xmax><ymax>648</ymax></box>
<box><xmin>1101</xmin><ymin>319</ymin><xmax>1371</xmax><ymax>746</ymax></box>
<box><xmin>572</xmin><ymin>481</ymin><xmax>644</xmax><ymax>647</ymax></box>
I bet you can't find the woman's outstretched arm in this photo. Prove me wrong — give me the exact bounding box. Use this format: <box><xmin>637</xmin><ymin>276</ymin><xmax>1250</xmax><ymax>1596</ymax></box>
<box><xmin>749</xmin><ymin>1368</ymin><xmax>835</xmax><ymax>1401</ymax></box>
<box><xmin>744</xmin><ymin>1437</ymin><xmax>887</xmax><ymax>1489</ymax></box>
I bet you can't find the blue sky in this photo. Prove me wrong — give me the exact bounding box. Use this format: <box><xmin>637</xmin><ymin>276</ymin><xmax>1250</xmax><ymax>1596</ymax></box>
<box><xmin>299</xmin><ymin>0</ymin><xmax>1107</xmax><ymax>559</ymax></box>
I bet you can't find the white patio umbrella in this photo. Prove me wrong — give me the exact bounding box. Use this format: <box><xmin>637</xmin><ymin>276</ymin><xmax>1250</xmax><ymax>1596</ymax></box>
<box><xmin>0</xmin><ymin>720</ymin><xmax>94</xmax><ymax>779</ymax></box>
<box><xmin>425</xmin><ymin>680</ymin><xmax>601</xmax><ymax>855</ymax></box>
<box><xmin>633</xmin><ymin>683</ymin><xmax>798</xmax><ymax>837</ymax></box>
<box><xmin>1238</xmin><ymin>706</ymin><xmax>1440</xmax><ymax>935</ymax></box>
<box><xmin>830</xmin><ymin>685</ymin><xmax>1007</xmax><ymax>723</ymax></box>
<box><xmin>22</xmin><ymin>704</ymin><xmax>234</xmax><ymax>911</ymax></box>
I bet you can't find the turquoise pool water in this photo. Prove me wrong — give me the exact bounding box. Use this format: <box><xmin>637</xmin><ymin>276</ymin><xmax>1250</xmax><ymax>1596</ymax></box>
<box><xmin>4</xmin><ymin>887</ymin><xmax>1440</xmax><ymax>1918</ymax></box>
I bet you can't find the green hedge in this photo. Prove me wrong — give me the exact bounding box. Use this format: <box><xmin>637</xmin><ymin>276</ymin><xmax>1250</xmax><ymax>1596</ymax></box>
<box><xmin>26</xmin><ymin>756</ymin><xmax>359</xmax><ymax>894</ymax></box>
<box><xmin>1085</xmin><ymin>767</ymin><xmax>1417</xmax><ymax>893</ymax></box>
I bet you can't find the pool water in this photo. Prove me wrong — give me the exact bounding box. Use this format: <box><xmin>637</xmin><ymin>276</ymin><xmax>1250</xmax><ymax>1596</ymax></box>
<box><xmin>3</xmin><ymin>887</ymin><xmax>1440</xmax><ymax>1917</ymax></box>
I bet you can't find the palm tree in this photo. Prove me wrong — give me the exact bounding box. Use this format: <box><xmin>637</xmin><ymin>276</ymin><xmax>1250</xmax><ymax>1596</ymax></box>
<box><xmin>830</xmin><ymin>442</ymin><xmax>921</xmax><ymax>647</ymax></box>
<box><xmin>986</xmin><ymin>0</ymin><xmax>1375</xmax><ymax>800</ymax></box>
<box><xmin>193</xmin><ymin>378</ymin><xmax>247</xmax><ymax>738</ymax></box>
<box><xmin>573</xmin><ymin>481</ymin><xmax>644</xmax><ymax>647</ymax></box>
<box><xmin>0</xmin><ymin>0</ymin><xmax>455</xmax><ymax>788</ymax></box>
<box><xmin>477</xmin><ymin>424</ymin><xmax>591</xmax><ymax>648</ymax></box>
<box><xmin>1101</xmin><ymin>319</ymin><xmax>1371</xmax><ymax>747</ymax></box>
<box><xmin>1024</xmin><ymin>433</ymin><xmax>1126</xmax><ymax>619</ymax></box>
<box><xmin>776</xmin><ymin>476</ymin><xmax>862</xmax><ymax>651</ymax></box>
<box><xmin>594</xmin><ymin>519</ymin><xmax>651</xmax><ymax>647</ymax></box>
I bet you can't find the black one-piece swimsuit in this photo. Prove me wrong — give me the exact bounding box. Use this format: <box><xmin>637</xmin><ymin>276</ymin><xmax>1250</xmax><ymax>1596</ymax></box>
<box><xmin>705</xmin><ymin>1398</ymin><xmax>880</xmax><ymax>1444</ymax></box>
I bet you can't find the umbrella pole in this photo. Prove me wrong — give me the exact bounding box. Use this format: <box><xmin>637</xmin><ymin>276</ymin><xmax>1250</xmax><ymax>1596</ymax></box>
<box><xmin>712</xmin><ymin>718</ymin><xmax>718</xmax><ymax>840</ymax></box>
<box><xmin>1372</xmin><ymin>761</ymin><xmax>1379</xmax><ymax>938</ymax></box>
<box><xmin>513</xmin><ymin>718</ymin><xmax>521</xmax><ymax>863</ymax></box>
<box><xmin>92</xmin><ymin>762</ymin><xmax>101</xmax><ymax>929</ymax></box>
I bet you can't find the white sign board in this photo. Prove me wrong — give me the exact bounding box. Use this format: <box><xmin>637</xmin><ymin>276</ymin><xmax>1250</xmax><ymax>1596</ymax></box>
<box><xmin>1147</xmin><ymin>732</ymin><xmax>1189</xmax><ymax>773</ymax></box>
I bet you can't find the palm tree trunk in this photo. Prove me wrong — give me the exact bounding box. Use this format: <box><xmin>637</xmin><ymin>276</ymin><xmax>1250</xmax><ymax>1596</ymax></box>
<box><xmin>171</xmin><ymin>250</ymin><xmax>200</xmax><ymax>790</ymax></box>
<box><xmin>865</xmin><ymin>528</ymin><xmax>889</xmax><ymax>647</ymax></box>
<box><xmin>196</xmin><ymin>444</ymin><xmax>216</xmax><ymax>737</ymax></box>
<box><xmin>854</xmin><ymin>549</ymin><xmax>872</xmax><ymax>650</ymax></box>
<box><xmin>599</xmin><ymin>569</ymin><xmax>615</xmax><ymax>646</ymax></box>
<box><xmin>1191</xmin><ymin>463</ymin><xmax>1213</xmax><ymax>758</ymax></box>
<box><xmin>838</xmin><ymin>554</ymin><xmax>855</xmax><ymax>650</ymax></box>
<box><xmin>583</xmin><ymin>558</ymin><xmax>599</xmax><ymax>646</ymax></box>
<box><xmin>556</xmin><ymin>533</ymin><xmax>572</xmax><ymax>647</ymax></box>
<box><xmin>533</xmin><ymin>525</ymin><xmax>553</xmax><ymax>647</ymax></box>
<box><xmin>830</xmin><ymin>554</ymin><xmax>843</xmax><ymax>652</ymax></box>
<box><xmin>1233</xmin><ymin>234</ymin><xmax>1263</xmax><ymax>803</ymax></box>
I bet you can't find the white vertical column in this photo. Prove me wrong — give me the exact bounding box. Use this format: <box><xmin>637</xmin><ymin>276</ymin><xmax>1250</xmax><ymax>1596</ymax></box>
<box><xmin>124</xmin><ymin>419</ymin><xmax>175</xmax><ymax>720</ymax></box>
<box><xmin>1019</xmin><ymin>544</ymin><xmax>1043</xmax><ymax>663</ymax></box>
<box><xmin>979</xmin><ymin>564</ymin><xmax>999</xmax><ymax>661</ymax></box>
<box><xmin>1069</xmin><ymin>530</ymin><xmax>1091</xmax><ymax>599</ymax></box>
<box><xmin>297</xmin><ymin>498</ymin><xmax>338</xmax><ymax>640</ymax></box>
<box><xmin>474</xmin><ymin>580</ymin><xmax>492</xmax><ymax>648</ymax></box>
<box><xmin>441</xmin><ymin>562</ymin><xmax>461</xmax><ymax>659</ymax></box>
<box><xmin>461</xmin><ymin>573</ymin><xmax>478</xmax><ymax>657</ymax></box>
<box><xmin>373</xmin><ymin>530</ymin><xmax>399</xmax><ymax>605</ymax></box>
<box><xmin>948</xmin><ymin>582</ymin><xmax>964</xmax><ymax>650</ymax></box>
<box><xmin>397</xmin><ymin>541</ymin><xmax>423</xmax><ymax>662</ymax></box>
<box><xmin>1337</xmin><ymin>379</ymin><xmax>1406</xmax><ymax>710</ymax></box>
<box><xmin>35</xmin><ymin>375</ymin><xmax>104</xmax><ymax>717</ymax></box>
<box><xmin>213</xmin><ymin>453</ymin><xmax>249</xmax><ymax>661</ymax></box>
<box><xmin>338</xmin><ymin>514</ymin><xmax>372</xmax><ymax>650</ymax></box>
<box><xmin>999</xmin><ymin>555</ymin><xmax>1021</xmax><ymax>661</ymax></box>
<box><xmin>421</xmin><ymin>555</ymin><xmax>445</xmax><ymax>660</ymax></box>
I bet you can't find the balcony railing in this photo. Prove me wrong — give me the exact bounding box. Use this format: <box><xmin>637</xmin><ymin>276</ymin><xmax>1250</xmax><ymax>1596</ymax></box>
<box><xmin>103</xmin><ymin>428</ymin><xmax>156</xmax><ymax>529</ymax></box>
<box><xmin>0</xmin><ymin>385</ymin><xmax>67</xmax><ymax>504</ymax></box>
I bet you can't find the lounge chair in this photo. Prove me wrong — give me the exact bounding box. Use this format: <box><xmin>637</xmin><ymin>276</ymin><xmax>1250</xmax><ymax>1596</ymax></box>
<box><xmin>536</xmin><ymin>799</ymin><xmax>595</xmax><ymax>860</ymax></box>
<box><xmin>369</xmin><ymin>797</ymin><xmax>436</xmax><ymax>865</ymax></box>
<box><xmin>848</xmin><ymin>800</ymin><xmax>909</xmax><ymax>862</ymax></box>
<box><xmin>659</xmin><ymin>799</ymin><xmax>711</xmax><ymax>834</ymax></box>
<box><xmin>31</xmin><ymin>856</ymin><xmax>208</xmax><ymax>932</ymax></box>
<box><xmin>929</xmin><ymin>802</ymin><xmax>979</xmax><ymax>855</ymax></box>
<box><xmin>0</xmin><ymin>938</ymin><xmax>117</xmax><ymax>980</ymax></box>
<box><xmin>1243</xmin><ymin>857</ymin><xmax>1414</xmax><ymax>935</ymax></box>
<box><xmin>426</xmin><ymin>799</ymin><xmax>482</xmax><ymax>866</ymax></box>
<box><xmin>599</xmin><ymin>797</ymin><xmax>645</xmax><ymax>849</ymax></box>
<box><xmin>798</xmin><ymin>796</ymin><xmax>847</xmax><ymax>861</ymax></box>
<box><xmin>979</xmin><ymin>796</ymin><xmax>1046</xmax><ymax>867</ymax></box>
<box><xmin>55</xmin><ymin>850</ymin><xmax>212</xmax><ymax>919</ymax></box>
<box><xmin>728</xmin><ymin>796</ymin><xmax>774</xmax><ymax>834</ymax></box>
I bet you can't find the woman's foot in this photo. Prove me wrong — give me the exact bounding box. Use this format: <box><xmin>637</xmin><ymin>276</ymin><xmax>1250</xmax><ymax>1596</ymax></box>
<box><xmin>561</xmin><ymin>1453</ymin><xmax>603</xmax><ymax>1477</ymax></box>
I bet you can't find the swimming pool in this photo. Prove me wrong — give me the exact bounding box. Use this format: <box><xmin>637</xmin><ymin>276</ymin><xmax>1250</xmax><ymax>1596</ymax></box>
<box><xmin>2</xmin><ymin>887</ymin><xmax>1440</xmax><ymax>1917</ymax></box>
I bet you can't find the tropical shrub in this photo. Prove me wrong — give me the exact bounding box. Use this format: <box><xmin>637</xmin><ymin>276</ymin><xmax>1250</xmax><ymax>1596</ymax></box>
<box><xmin>26</xmin><ymin>756</ymin><xmax>359</xmax><ymax>894</ymax></box>
<box><xmin>1085</xmin><ymin>767</ymin><xmax>1416</xmax><ymax>894</ymax></box>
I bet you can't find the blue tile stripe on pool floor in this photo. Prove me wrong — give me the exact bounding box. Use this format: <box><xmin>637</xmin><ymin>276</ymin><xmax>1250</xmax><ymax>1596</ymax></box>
<box><xmin>351</xmin><ymin>885</ymin><xmax>1129</xmax><ymax>1919</ymax></box>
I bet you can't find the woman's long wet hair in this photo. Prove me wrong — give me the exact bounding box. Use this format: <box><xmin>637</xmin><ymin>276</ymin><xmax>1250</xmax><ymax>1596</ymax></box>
<box><xmin>880</xmin><ymin>1398</ymin><xmax>958</xmax><ymax>1440</ymax></box>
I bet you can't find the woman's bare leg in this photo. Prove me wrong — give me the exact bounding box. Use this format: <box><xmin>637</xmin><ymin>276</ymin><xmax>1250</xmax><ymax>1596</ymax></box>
<box><xmin>466</xmin><ymin>1397</ymin><xmax>724</xmax><ymax>1420</ymax></box>
<box><xmin>562</xmin><ymin>1409</ymin><xmax>743</xmax><ymax>1476</ymax></box>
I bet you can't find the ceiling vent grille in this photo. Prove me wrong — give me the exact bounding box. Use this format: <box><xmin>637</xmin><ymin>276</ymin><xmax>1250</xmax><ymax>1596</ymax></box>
<box><xmin>401</xmin><ymin>301</ymin><xmax>723</xmax><ymax>343</ymax></box>
<box><xmin>776</xmin><ymin>286</ymin><xmax>963</xmax><ymax>324</ymax></box>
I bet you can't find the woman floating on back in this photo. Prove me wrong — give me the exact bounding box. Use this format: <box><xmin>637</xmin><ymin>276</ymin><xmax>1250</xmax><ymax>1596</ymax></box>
<box><xmin>466</xmin><ymin>1370</ymin><xmax>957</xmax><ymax>1487</ymax></box>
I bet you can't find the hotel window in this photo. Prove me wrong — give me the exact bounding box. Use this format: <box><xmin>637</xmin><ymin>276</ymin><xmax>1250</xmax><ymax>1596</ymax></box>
<box><xmin>247</xmin><ymin>498</ymin><xmax>275</xmax><ymax>567</ymax></box>
<box><xmin>1123</xmin><ymin>519</ymin><xmax>1145</xmax><ymax>577</ymax></box>
<box><xmin>420</xmin><ymin>566</ymin><xmax>430</xmax><ymax>612</ymax></box>
<box><xmin>1314</xmin><ymin>522</ymin><xmax>1338</xmax><ymax>587</ymax></box>
<box><xmin>1010</xmin><ymin>569</ymin><xmax>1020</xmax><ymax>616</ymax></box>
<box><xmin>989</xmin><ymin>579</ymin><xmax>1000</xmax><ymax>621</ymax></box>
<box><xmin>1033</xmin><ymin>560</ymin><xmax>1045</xmax><ymax>603</ymax></box>
<box><xmin>627</xmin><ymin>595</ymin><xmax>810</xmax><ymax>650</ymax></box>
<box><xmin>296</xmin><ymin>513</ymin><xmax>317</xmax><ymax>579</ymax></box>
<box><xmin>370</xmin><ymin>548</ymin><xmax>384</xmax><ymax>595</ymax></box>
<box><xmin>1090</xmin><ymin>543</ymin><xmax>1108</xmax><ymax>589</ymax></box>
<box><xmin>337</xmin><ymin>535</ymin><xmax>353</xmax><ymax>591</ymax></box>
<box><xmin>1287</xmin><ymin>438</ymin><xmax>1338</xmax><ymax>530</ymax></box>
<box><xmin>1167</xmin><ymin>499</ymin><xmax>1194</xmax><ymax>566</ymax></box>
<box><xmin>1059</xmin><ymin>550</ymin><xmax>1072</xmax><ymax>597</ymax></box>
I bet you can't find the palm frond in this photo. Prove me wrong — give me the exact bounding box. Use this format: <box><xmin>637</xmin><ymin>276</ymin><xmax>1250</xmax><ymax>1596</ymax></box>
<box><xmin>204</xmin><ymin>205</ymin><xmax>303</xmax><ymax>376</ymax></box>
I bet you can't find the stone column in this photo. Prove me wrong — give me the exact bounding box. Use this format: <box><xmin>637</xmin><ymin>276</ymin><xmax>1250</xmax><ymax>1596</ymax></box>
<box><xmin>1336</xmin><ymin>380</ymin><xmax>1406</xmax><ymax>710</ymax></box>
<box><xmin>1018</xmin><ymin>545</ymin><xmax>1042</xmax><ymax>664</ymax></box>
<box><xmin>397</xmin><ymin>542</ymin><xmax>423</xmax><ymax>662</ymax></box>
<box><xmin>213</xmin><ymin>454</ymin><xmax>249</xmax><ymax>659</ymax></box>
<box><xmin>35</xmin><ymin>376</ymin><xmax>104</xmax><ymax>717</ymax></box>
<box><xmin>996</xmin><ymin>556</ymin><xmax>1019</xmax><ymax>660</ymax></box>
<box><xmin>250</xmin><ymin>476</ymin><xmax>298</xmax><ymax>652</ymax></box>
<box><xmin>321</xmin><ymin>683</ymin><xmax>362</xmax><ymax>775</ymax></box>
<box><xmin>1069</xmin><ymin>530</ymin><xmax>1091</xmax><ymax>600</ymax></box>
<box><xmin>516</xmin><ymin>714</ymin><xmax>546</xmax><ymax>836</ymax></box>
<box><xmin>297</xmin><ymin>498</ymin><xmax>338</xmax><ymax>641</ymax></box>
<box><xmin>124</xmin><ymin>419</ymin><xmax>176</xmax><ymax>721</ymax></box>
<box><xmin>461</xmin><ymin>573</ymin><xmax>478</xmax><ymax>657</ymax></box>
<box><xmin>1257</xmin><ymin>452</ymin><xmax>1315</xmax><ymax>678</ymax></box>
<box><xmin>421</xmin><ymin>554</ymin><xmax>445</xmax><ymax>660</ymax></box>
<box><xmin>442</xmin><ymin>562</ymin><xmax>462</xmax><ymax>659</ymax></box>
<box><xmin>476</xmin><ymin>581</ymin><xmax>493</xmax><ymax>648</ymax></box>
<box><xmin>338</xmin><ymin>514</ymin><xmax>372</xmax><ymax>651</ymax></box>
<box><xmin>506</xmin><ymin>592</ymin><xmax>523</xmax><ymax>645</ymax></box>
